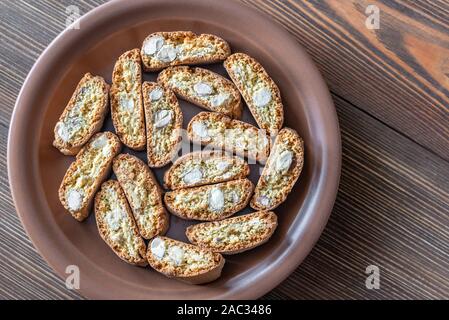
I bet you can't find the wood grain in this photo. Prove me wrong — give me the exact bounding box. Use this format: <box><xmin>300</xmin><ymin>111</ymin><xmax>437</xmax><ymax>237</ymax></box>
<box><xmin>240</xmin><ymin>0</ymin><xmax>449</xmax><ymax>161</ymax></box>
<box><xmin>0</xmin><ymin>0</ymin><xmax>448</xmax><ymax>299</ymax></box>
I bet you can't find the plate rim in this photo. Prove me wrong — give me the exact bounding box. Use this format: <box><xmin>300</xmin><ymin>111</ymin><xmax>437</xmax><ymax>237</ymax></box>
<box><xmin>7</xmin><ymin>0</ymin><xmax>341</xmax><ymax>299</ymax></box>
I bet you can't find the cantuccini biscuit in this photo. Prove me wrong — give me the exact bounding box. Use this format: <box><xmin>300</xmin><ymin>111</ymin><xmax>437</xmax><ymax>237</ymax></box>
<box><xmin>164</xmin><ymin>178</ymin><xmax>254</xmax><ymax>221</ymax></box>
<box><xmin>186</xmin><ymin>211</ymin><xmax>277</xmax><ymax>254</ymax></box>
<box><xmin>224</xmin><ymin>53</ymin><xmax>284</xmax><ymax>134</ymax></box>
<box><xmin>163</xmin><ymin>150</ymin><xmax>250</xmax><ymax>190</ymax></box>
<box><xmin>143</xmin><ymin>82</ymin><xmax>183</xmax><ymax>167</ymax></box>
<box><xmin>58</xmin><ymin>132</ymin><xmax>121</xmax><ymax>221</ymax></box>
<box><xmin>187</xmin><ymin>112</ymin><xmax>270</xmax><ymax>163</ymax></box>
<box><xmin>158</xmin><ymin>66</ymin><xmax>242</xmax><ymax>118</ymax></box>
<box><xmin>113</xmin><ymin>154</ymin><xmax>169</xmax><ymax>239</ymax></box>
<box><xmin>250</xmin><ymin>128</ymin><xmax>304</xmax><ymax>211</ymax></box>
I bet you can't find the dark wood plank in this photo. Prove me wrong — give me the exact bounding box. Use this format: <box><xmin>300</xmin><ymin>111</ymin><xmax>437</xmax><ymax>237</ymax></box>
<box><xmin>239</xmin><ymin>0</ymin><xmax>449</xmax><ymax>161</ymax></box>
<box><xmin>0</xmin><ymin>0</ymin><xmax>448</xmax><ymax>299</ymax></box>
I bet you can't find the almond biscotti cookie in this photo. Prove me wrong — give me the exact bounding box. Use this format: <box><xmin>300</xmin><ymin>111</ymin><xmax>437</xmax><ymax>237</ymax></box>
<box><xmin>112</xmin><ymin>154</ymin><xmax>169</xmax><ymax>239</ymax></box>
<box><xmin>164</xmin><ymin>178</ymin><xmax>254</xmax><ymax>221</ymax></box>
<box><xmin>163</xmin><ymin>150</ymin><xmax>250</xmax><ymax>190</ymax></box>
<box><xmin>53</xmin><ymin>73</ymin><xmax>109</xmax><ymax>155</ymax></box>
<box><xmin>110</xmin><ymin>49</ymin><xmax>146</xmax><ymax>150</ymax></box>
<box><xmin>142</xmin><ymin>82</ymin><xmax>183</xmax><ymax>168</ymax></box>
<box><xmin>58</xmin><ymin>132</ymin><xmax>121</xmax><ymax>221</ymax></box>
<box><xmin>186</xmin><ymin>211</ymin><xmax>277</xmax><ymax>255</ymax></box>
<box><xmin>95</xmin><ymin>180</ymin><xmax>147</xmax><ymax>266</ymax></box>
<box><xmin>224</xmin><ymin>53</ymin><xmax>284</xmax><ymax>134</ymax></box>
<box><xmin>158</xmin><ymin>66</ymin><xmax>242</xmax><ymax>118</ymax></box>
<box><xmin>141</xmin><ymin>31</ymin><xmax>231</xmax><ymax>72</ymax></box>
<box><xmin>187</xmin><ymin>112</ymin><xmax>270</xmax><ymax>162</ymax></box>
<box><xmin>147</xmin><ymin>236</ymin><xmax>225</xmax><ymax>284</ymax></box>
<box><xmin>251</xmin><ymin>128</ymin><xmax>304</xmax><ymax>210</ymax></box>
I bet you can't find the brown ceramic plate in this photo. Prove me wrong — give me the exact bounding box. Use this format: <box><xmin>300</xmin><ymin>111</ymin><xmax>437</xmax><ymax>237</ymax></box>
<box><xmin>8</xmin><ymin>0</ymin><xmax>340</xmax><ymax>299</ymax></box>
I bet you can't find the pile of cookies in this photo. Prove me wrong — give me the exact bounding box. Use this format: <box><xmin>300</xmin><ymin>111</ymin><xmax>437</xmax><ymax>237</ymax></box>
<box><xmin>55</xmin><ymin>31</ymin><xmax>304</xmax><ymax>284</ymax></box>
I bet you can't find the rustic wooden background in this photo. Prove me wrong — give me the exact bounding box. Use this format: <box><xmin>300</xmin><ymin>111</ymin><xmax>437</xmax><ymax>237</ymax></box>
<box><xmin>0</xmin><ymin>0</ymin><xmax>448</xmax><ymax>299</ymax></box>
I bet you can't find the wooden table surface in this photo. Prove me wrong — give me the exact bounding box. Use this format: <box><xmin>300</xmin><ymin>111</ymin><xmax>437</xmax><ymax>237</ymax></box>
<box><xmin>1</xmin><ymin>0</ymin><xmax>448</xmax><ymax>300</ymax></box>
